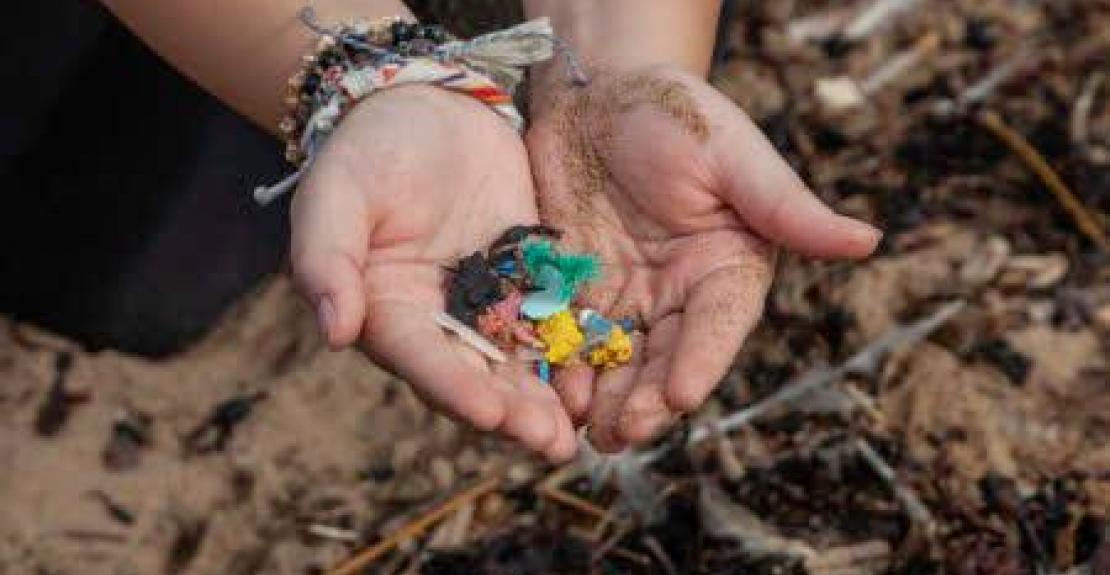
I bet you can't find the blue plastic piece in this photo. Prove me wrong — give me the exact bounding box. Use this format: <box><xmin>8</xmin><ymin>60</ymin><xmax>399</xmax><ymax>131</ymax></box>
<box><xmin>537</xmin><ymin>360</ymin><xmax>551</xmax><ymax>384</ymax></box>
<box><xmin>618</xmin><ymin>318</ymin><xmax>636</xmax><ymax>333</ymax></box>
<box><xmin>580</xmin><ymin>310</ymin><xmax>614</xmax><ymax>346</ymax></box>
<box><xmin>521</xmin><ymin>265</ymin><xmax>568</xmax><ymax>319</ymax></box>
<box><xmin>495</xmin><ymin>259</ymin><xmax>517</xmax><ymax>277</ymax></box>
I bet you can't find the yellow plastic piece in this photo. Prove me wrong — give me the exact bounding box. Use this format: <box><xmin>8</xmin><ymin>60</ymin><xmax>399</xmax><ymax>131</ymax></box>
<box><xmin>535</xmin><ymin>310</ymin><xmax>585</xmax><ymax>366</ymax></box>
<box><xmin>588</xmin><ymin>327</ymin><xmax>633</xmax><ymax>370</ymax></box>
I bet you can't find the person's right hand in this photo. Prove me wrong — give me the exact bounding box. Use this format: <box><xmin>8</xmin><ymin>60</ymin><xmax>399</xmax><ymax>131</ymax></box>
<box><xmin>290</xmin><ymin>85</ymin><xmax>578</xmax><ymax>462</ymax></box>
<box><xmin>525</xmin><ymin>66</ymin><xmax>881</xmax><ymax>453</ymax></box>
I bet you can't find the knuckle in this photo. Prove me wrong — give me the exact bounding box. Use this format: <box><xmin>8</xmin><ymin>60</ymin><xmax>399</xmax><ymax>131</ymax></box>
<box><xmin>468</xmin><ymin>400</ymin><xmax>505</xmax><ymax>432</ymax></box>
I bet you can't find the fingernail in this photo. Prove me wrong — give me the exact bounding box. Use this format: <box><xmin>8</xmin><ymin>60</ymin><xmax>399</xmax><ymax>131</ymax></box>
<box><xmin>316</xmin><ymin>296</ymin><xmax>336</xmax><ymax>343</ymax></box>
<box><xmin>851</xmin><ymin>220</ymin><xmax>884</xmax><ymax>246</ymax></box>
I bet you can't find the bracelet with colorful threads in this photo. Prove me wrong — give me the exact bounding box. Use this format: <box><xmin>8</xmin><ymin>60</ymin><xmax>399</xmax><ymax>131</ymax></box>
<box><xmin>254</xmin><ymin>8</ymin><xmax>588</xmax><ymax>205</ymax></box>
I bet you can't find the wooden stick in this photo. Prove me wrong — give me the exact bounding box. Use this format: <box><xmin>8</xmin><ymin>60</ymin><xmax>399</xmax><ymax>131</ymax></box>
<box><xmin>327</xmin><ymin>476</ymin><xmax>501</xmax><ymax>575</ymax></box>
<box><xmin>537</xmin><ymin>461</ymin><xmax>626</xmax><ymax>528</ymax></box>
<box><xmin>538</xmin><ymin>485</ymin><xmax>618</xmax><ymax>524</ymax></box>
<box><xmin>589</xmin><ymin>503</ymin><xmax>622</xmax><ymax>541</ymax></box>
<box><xmin>977</xmin><ymin>110</ymin><xmax>1109</xmax><ymax>251</ymax></box>
<box><xmin>610</xmin><ymin>547</ymin><xmax>653</xmax><ymax>566</ymax></box>
<box><xmin>855</xmin><ymin>439</ymin><xmax>937</xmax><ymax>537</ymax></box>
<box><xmin>591</xmin><ymin>522</ymin><xmax>633</xmax><ymax>564</ymax></box>
<box><xmin>642</xmin><ymin>535</ymin><xmax>679</xmax><ymax>575</ymax></box>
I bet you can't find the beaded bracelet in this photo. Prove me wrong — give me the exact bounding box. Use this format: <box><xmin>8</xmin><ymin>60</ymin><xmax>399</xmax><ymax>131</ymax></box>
<box><xmin>254</xmin><ymin>8</ymin><xmax>587</xmax><ymax>205</ymax></box>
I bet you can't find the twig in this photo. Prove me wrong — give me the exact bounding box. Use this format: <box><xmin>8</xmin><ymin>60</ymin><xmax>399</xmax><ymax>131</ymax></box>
<box><xmin>842</xmin><ymin>383</ymin><xmax>884</xmax><ymax>423</ymax></box>
<box><xmin>537</xmin><ymin>461</ymin><xmax>620</xmax><ymax>525</ymax></box>
<box><xmin>426</xmin><ymin>501</ymin><xmax>475</xmax><ymax>550</ymax></box>
<box><xmin>977</xmin><ymin>110</ymin><xmax>1109</xmax><ymax>251</ymax></box>
<box><xmin>854</xmin><ymin>438</ymin><xmax>937</xmax><ymax>537</ymax></box>
<box><xmin>843</xmin><ymin>0</ymin><xmax>921</xmax><ymax>41</ymax></box>
<box><xmin>327</xmin><ymin>476</ymin><xmax>501</xmax><ymax>575</ymax></box>
<box><xmin>539</xmin><ymin>460</ymin><xmax>583</xmax><ymax>490</ymax></box>
<box><xmin>591</xmin><ymin>522</ymin><xmax>634</xmax><ymax>564</ymax></box>
<box><xmin>642</xmin><ymin>535</ymin><xmax>679</xmax><ymax>575</ymax></box>
<box><xmin>860</xmin><ymin>32</ymin><xmax>941</xmax><ymax>95</ymax></box>
<box><xmin>958</xmin><ymin>45</ymin><xmax>1041</xmax><ymax>107</ymax></box>
<box><xmin>686</xmin><ymin>301</ymin><xmax>964</xmax><ymax>449</ymax></box>
<box><xmin>1072</xmin><ymin>72</ymin><xmax>1108</xmax><ymax>164</ymax></box>
<box><xmin>308</xmin><ymin>524</ymin><xmax>360</xmax><ymax>542</ymax></box>
<box><xmin>787</xmin><ymin>6</ymin><xmax>855</xmax><ymax>43</ymax></box>
<box><xmin>1071</xmin><ymin>72</ymin><xmax>1104</xmax><ymax>145</ymax></box>
<box><xmin>538</xmin><ymin>485</ymin><xmax>620</xmax><ymax>525</ymax></box>
<box><xmin>635</xmin><ymin>302</ymin><xmax>964</xmax><ymax>468</ymax></box>
<box><xmin>589</xmin><ymin>502</ymin><xmax>622</xmax><ymax>541</ymax></box>
<box><xmin>610</xmin><ymin>547</ymin><xmax>653</xmax><ymax>566</ymax></box>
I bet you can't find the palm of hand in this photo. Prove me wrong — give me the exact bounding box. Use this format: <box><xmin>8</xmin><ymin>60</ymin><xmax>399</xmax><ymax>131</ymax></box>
<box><xmin>527</xmin><ymin>68</ymin><xmax>879</xmax><ymax>452</ymax></box>
<box><xmin>292</xmin><ymin>86</ymin><xmax>577</xmax><ymax>461</ymax></box>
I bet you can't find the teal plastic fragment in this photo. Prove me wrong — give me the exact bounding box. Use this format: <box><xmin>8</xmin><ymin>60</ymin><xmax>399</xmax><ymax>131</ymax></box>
<box><xmin>521</xmin><ymin>240</ymin><xmax>601</xmax><ymax>301</ymax></box>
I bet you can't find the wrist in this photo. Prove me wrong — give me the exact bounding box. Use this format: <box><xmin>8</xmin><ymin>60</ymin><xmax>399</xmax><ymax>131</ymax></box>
<box><xmin>525</xmin><ymin>0</ymin><xmax>720</xmax><ymax>113</ymax></box>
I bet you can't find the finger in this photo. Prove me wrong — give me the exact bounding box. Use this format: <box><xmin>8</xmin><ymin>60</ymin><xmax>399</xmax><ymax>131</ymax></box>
<box><xmin>618</xmin><ymin>354</ymin><xmax>678</xmax><ymax>446</ymax></box>
<box><xmin>585</xmin><ymin>366</ymin><xmax>638</xmax><ymax>454</ymax></box>
<box><xmin>711</xmin><ymin>111</ymin><xmax>881</xmax><ymax>259</ymax></box>
<box><xmin>616</xmin><ymin>313</ymin><xmax>682</xmax><ymax>445</ymax></box>
<box><xmin>291</xmin><ymin>156</ymin><xmax>376</xmax><ymax>349</ymax></box>
<box><xmin>665</xmin><ymin>263</ymin><xmax>772</xmax><ymax>413</ymax></box>
<box><xmin>488</xmin><ymin>362</ymin><xmax>562</xmax><ymax>454</ymax></box>
<box><xmin>552</xmin><ymin>363</ymin><xmax>596</xmax><ymax>424</ymax></box>
<box><xmin>544</xmin><ymin>399</ymin><xmax>580</xmax><ymax>463</ymax></box>
<box><xmin>364</xmin><ymin>305</ymin><xmax>507</xmax><ymax>432</ymax></box>
<box><xmin>586</xmin><ymin>332</ymin><xmax>647</xmax><ymax>453</ymax></box>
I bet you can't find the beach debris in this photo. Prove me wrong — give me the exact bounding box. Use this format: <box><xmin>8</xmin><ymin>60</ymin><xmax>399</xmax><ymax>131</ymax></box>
<box><xmin>808</xmin><ymin>541</ymin><xmax>893</xmax><ymax>575</ymax></box>
<box><xmin>102</xmin><ymin>408</ymin><xmax>154</xmax><ymax>471</ymax></box>
<box><xmin>440</xmin><ymin>226</ymin><xmax>631</xmax><ymax>383</ymax></box>
<box><xmin>698</xmin><ymin>480</ymin><xmax>817</xmax><ymax>561</ymax></box>
<box><xmin>87</xmin><ymin>490</ymin><xmax>135</xmax><ymax>526</ymax></box>
<box><xmin>843</xmin><ymin>0</ymin><xmax>922</xmax><ymax>41</ymax></box>
<box><xmin>977</xmin><ymin>110</ymin><xmax>1108</xmax><ymax>251</ymax></box>
<box><xmin>999</xmin><ymin>253</ymin><xmax>1070</xmax><ymax>290</ymax></box>
<box><xmin>183</xmin><ymin>391</ymin><xmax>267</xmax><ymax>454</ymax></box>
<box><xmin>855</xmin><ymin>438</ymin><xmax>937</xmax><ymax>537</ymax></box>
<box><xmin>971</xmin><ymin>339</ymin><xmax>1032</xmax><ymax>386</ymax></box>
<box><xmin>435</xmin><ymin>311</ymin><xmax>508</xmax><ymax>363</ymax></box>
<box><xmin>816</xmin><ymin>77</ymin><xmax>865</xmax><ymax>111</ymax></box>
<box><xmin>684</xmin><ymin>300</ymin><xmax>966</xmax><ymax>450</ymax></box>
<box><xmin>308</xmin><ymin>523</ymin><xmax>360</xmax><ymax>542</ymax></box>
<box><xmin>33</xmin><ymin>352</ymin><xmax>82</xmax><ymax>436</ymax></box>
<box><xmin>327</xmin><ymin>475</ymin><xmax>501</xmax><ymax>575</ymax></box>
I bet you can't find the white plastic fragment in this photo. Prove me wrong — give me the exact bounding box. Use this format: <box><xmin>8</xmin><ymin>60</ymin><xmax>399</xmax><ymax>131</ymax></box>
<box><xmin>815</xmin><ymin>76</ymin><xmax>866</xmax><ymax>111</ymax></box>
<box><xmin>434</xmin><ymin>311</ymin><xmax>508</xmax><ymax>363</ymax></box>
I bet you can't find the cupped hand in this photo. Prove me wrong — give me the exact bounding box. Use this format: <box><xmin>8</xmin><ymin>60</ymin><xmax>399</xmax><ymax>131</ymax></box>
<box><xmin>526</xmin><ymin>66</ymin><xmax>881</xmax><ymax>453</ymax></box>
<box><xmin>291</xmin><ymin>85</ymin><xmax>577</xmax><ymax>462</ymax></box>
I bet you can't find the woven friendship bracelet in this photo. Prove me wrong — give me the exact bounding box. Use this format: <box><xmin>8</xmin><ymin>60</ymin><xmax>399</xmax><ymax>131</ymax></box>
<box><xmin>254</xmin><ymin>8</ymin><xmax>587</xmax><ymax>205</ymax></box>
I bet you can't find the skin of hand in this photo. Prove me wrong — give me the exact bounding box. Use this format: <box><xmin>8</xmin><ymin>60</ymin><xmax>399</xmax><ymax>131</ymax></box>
<box><xmin>100</xmin><ymin>0</ymin><xmax>413</xmax><ymax>130</ymax></box>
<box><xmin>291</xmin><ymin>84</ymin><xmax>578</xmax><ymax>462</ymax></box>
<box><xmin>526</xmin><ymin>65</ymin><xmax>882</xmax><ymax>453</ymax></box>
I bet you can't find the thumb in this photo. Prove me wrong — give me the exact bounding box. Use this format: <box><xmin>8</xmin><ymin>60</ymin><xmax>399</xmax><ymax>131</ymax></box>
<box><xmin>713</xmin><ymin>112</ymin><xmax>882</xmax><ymax>259</ymax></box>
<box><xmin>290</xmin><ymin>161</ymin><xmax>372</xmax><ymax>350</ymax></box>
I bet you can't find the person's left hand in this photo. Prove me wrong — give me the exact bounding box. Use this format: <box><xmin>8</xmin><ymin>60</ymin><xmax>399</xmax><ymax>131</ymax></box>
<box><xmin>526</xmin><ymin>66</ymin><xmax>881</xmax><ymax>452</ymax></box>
<box><xmin>290</xmin><ymin>85</ymin><xmax>578</xmax><ymax>462</ymax></box>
